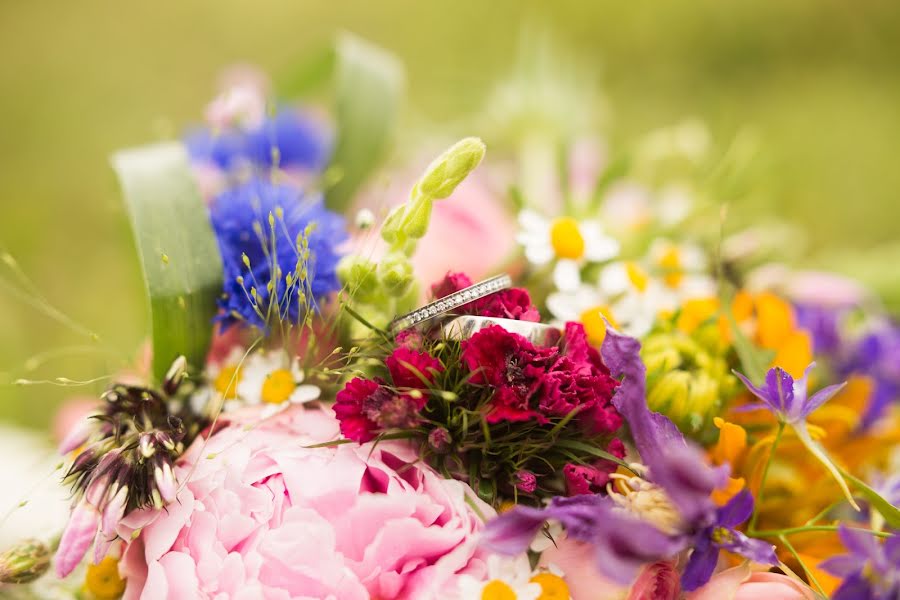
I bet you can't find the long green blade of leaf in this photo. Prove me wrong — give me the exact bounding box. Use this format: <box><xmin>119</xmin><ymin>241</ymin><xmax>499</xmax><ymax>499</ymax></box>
<box><xmin>111</xmin><ymin>142</ymin><xmax>222</xmax><ymax>382</ymax></box>
<box><xmin>840</xmin><ymin>468</ymin><xmax>900</xmax><ymax>529</ymax></box>
<box><xmin>326</xmin><ymin>32</ymin><xmax>404</xmax><ymax>211</ymax></box>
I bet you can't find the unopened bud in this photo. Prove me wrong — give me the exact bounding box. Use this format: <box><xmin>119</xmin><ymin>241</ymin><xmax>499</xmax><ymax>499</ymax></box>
<box><xmin>377</xmin><ymin>253</ymin><xmax>414</xmax><ymax>298</ymax></box>
<box><xmin>0</xmin><ymin>538</ymin><xmax>50</xmax><ymax>584</ymax></box>
<box><xmin>427</xmin><ymin>427</ymin><xmax>452</xmax><ymax>454</ymax></box>
<box><xmin>138</xmin><ymin>433</ymin><xmax>156</xmax><ymax>458</ymax></box>
<box><xmin>417</xmin><ymin>137</ymin><xmax>486</xmax><ymax>200</ymax></box>
<box><xmin>337</xmin><ymin>256</ymin><xmax>380</xmax><ymax>303</ymax></box>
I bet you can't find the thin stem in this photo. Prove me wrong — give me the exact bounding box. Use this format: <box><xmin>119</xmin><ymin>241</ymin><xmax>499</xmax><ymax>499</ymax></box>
<box><xmin>804</xmin><ymin>499</ymin><xmax>844</xmax><ymax>526</ymax></box>
<box><xmin>753</xmin><ymin>525</ymin><xmax>891</xmax><ymax>539</ymax></box>
<box><xmin>749</xmin><ymin>421</ymin><xmax>785</xmax><ymax>532</ymax></box>
<box><xmin>779</xmin><ymin>534</ymin><xmax>826</xmax><ymax>597</ymax></box>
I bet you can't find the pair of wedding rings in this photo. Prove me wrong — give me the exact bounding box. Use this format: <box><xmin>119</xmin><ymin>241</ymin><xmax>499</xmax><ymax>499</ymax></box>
<box><xmin>388</xmin><ymin>274</ymin><xmax>561</xmax><ymax>346</ymax></box>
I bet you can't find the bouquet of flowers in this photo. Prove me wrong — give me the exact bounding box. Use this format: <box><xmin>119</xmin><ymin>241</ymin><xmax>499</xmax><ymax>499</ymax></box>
<box><xmin>2</xmin><ymin>34</ymin><xmax>899</xmax><ymax>600</ymax></box>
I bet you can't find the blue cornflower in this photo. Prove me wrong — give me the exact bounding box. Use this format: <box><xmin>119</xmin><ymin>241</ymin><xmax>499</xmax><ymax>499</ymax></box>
<box><xmin>209</xmin><ymin>177</ymin><xmax>346</xmax><ymax>330</ymax></box>
<box><xmin>185</xmin><ymin>108</ymin><xmax>330</xmax><ymax>172</ymax></box>
<box><xmin>821</xmin><ymin>525</ymin><xmax>900</xmax><ymax>600</ymax></box>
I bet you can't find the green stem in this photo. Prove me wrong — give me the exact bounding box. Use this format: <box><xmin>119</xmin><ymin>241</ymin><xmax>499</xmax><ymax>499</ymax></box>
<box><xmin>749</xmin><ymin>421</ymin><xmax>785</xmax><ymax>532</ymax></box>
<box><xmin>752</xmin><ymin>525</ymin><xmax>891</xmax><ymax>539</ymax></box>
<box><xmin>778</xmin><ymin>534</ymin><xmax>826</xmax><ymax>597</ymax></box>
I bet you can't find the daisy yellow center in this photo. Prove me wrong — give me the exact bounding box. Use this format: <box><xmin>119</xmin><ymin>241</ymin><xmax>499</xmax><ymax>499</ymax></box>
<box><xmin>549</xmin><ymin>217</ymin><xmax>585</xmax><ymax>260</ymax></box>
<box><xmin>214</xmin><ymin>364</ymin><xmax>242</xmax><ymax>399</ymax></box>
<box><xmin>84</xmin><ymin>556</ymin><xmax>126</xmax><ymax>600</ymax></box>
<box><xmin>482</xmin><ymin>579</ymin><xmax>517</xmax><ymax>600</ymax></box>
<box><xmin>580</xmin><ymin>305</ymin><xmax>619</xmax><ymax>346</ymax></box>
<box><xmin>625</xmin><ymin>261</ymin><xmax>649</xmax><ymax>292</ymax></box>
<box><xmin>531</xmin><ymin>572</ymin><xmax>570</xmax><ymax>600</ymax></box>
<box><xmin>658</xmin><ymin>246</ymin><xmax>683</xmax><ymax>288</ymax></box>
<box><xmin>261</xmin><ymin>368</ymin><xmax>296</xmax><ymax>404</ymax></box>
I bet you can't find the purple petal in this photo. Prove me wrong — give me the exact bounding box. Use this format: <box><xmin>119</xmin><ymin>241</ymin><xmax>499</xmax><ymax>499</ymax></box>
<box><xmin>838</xmin><ymin>524</ymin><xmax>880</xmax><ymax>561</ymax></box>
<box><xmin>717</xmin><ymin>529</ymin><xmax>778</xmax><ymax>565</ymax></box>
<box><xmin>884</xmin><ymin>532</ymin><xmax>900</xmax><ymax>565</ymax></box>
<box><xmin>764</xmin><ymin>367</ymin><xmax>795</xmax><ymax>415</ymax></box>
<box><xmin>592</xmin><ymin>519</ymin><xmax>681</xmax><ymax>586</ymax></box>
<box><xmin>650</xmin><ymin>444</ymin><xmax>724</xmax><ymax>525</ymax></box>
<box><xmin>481</xmin><ymin>504</ymin><xmax>554</xmax><ymax>555</ymax></box>
<box><xmin>819</xmin><ymin>554</ymin><xmax>864</xmax><ymax>578</ymax></box>
<box><xmin>799</xmin><ymin>381</ymin><xmax>847</xmax><ymax>420</ymax></box>
<box><xmin>733</xmin><ymin>370</ymin><xmax>780</xmax><ymax>415</ymax></box>
<box><xmin>680</xmin><ymin>538</ymin><xmax>718</xmax><ymax>591</ymax></box>
<box><xmin>602</xmin><ymin>328</ymin><xmax>724</xmax><ymax>525</ymax></box>
<box><xmin>716</xmin><ymin>489</ymin><xmax>754</xmax><ymax>528</ymax></box>
<box><xmin>831</xmin><ymin>573</ymin><xmax>875</xmax><ymax>600</ymax></box>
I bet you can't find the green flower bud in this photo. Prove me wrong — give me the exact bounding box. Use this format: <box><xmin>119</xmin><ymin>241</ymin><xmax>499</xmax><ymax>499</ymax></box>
<box><xmin>642</xmin><ymin>331</ymin><xmax>737</xmax><ymax>440</ymax></box>
<box><xmin>377</xmin><ymin>253</ymin><xmax>415</xmax><ymax>298</ymax></box>
<box><xmin>380</xmin><ymin>204</ymin><xmax>406</xmax><ymax>246</ymax></box>
<box><xmin>417</xmin><ymin>137</ymin><xmax>486</xmax><ymax>200</ymax></box>
<box><xmin>0</xmin><ymin>538</ymin><xmax>50</xmax><ymax>584</ymax></box>
<box><xmin>336</xmin><ymin>256</ymin><xmax>380</xmax><ymax>303</ymax></box>
<box><xmin>398</xmin><ymin>196</ymin><xmax>433</xmax><ymax>241</ymax></box>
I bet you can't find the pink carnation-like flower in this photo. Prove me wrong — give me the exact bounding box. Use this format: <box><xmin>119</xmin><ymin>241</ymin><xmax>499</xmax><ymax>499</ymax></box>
<box><xmin>335</xmin><ymin>348</ymin><xmax>443</xmax><ymax>442</ymax></box>
<box><xmin>431</xmin><ymin>272</ymin><xmax>540</xmax><ymax>322</ymax></box>
<box><xmin>563</xmin><ymin>438</ymin><xmax>625</xmax><ymax>496</ymax></box>
<box><xmin>116</xmin><ymin>406</ymin><xmax>495</xmax><ymax>599</ymax></box>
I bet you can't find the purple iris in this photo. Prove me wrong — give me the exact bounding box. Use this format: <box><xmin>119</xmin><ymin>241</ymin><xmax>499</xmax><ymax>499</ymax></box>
<box><xmin>841</xmin><ymin>323</ymin><xmax>900</xmax><ymax>429</ymax></box>
<box><xmin>820</xmin><ymin>525</ymin><xmax>900</xmax><ymax>600</ymax></box>
<box><xmin>681</xmin><ymin>489</ymin><xmax>777</xmax><ymax>590</ymax></box>
<box><xmin>483</xmin><ymin>328</ymin><xmax>777</xmax><ymax>590</ymax></box>
<box><xmin>733</xmin><ymin>363</ymin><xmax>846</xmax><ymax>425</ymax></box>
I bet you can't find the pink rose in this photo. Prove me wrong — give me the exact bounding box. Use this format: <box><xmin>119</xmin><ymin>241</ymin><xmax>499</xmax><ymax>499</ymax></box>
<box><xmin>537</xmin><ymin>537</ymin><xmax>628</xmax><ymax>599</ymax></box>
<box><xmin>117</xmin><ymin>406</ymin><xmax>495</xmax><ymax>599</ymax></box>
<box><xmin>687</xmin><ymin>564</ymin><xmax>816</xmax><ymax>600</ymax></box>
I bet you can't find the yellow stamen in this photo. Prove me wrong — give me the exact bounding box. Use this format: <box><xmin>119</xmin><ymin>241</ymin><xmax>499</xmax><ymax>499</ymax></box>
<box><xmin>83</xmin><ymin>556</ymin><xmax>126</xmax><ymax>600</ymax></box>
<box><xmin>482</xmin><ymin>579</ymin><xmax>517</xmax><ymax>600</ymax></box>
<box><xmin>579</xmin><ymin>305</ymin><xmax>618</xmax><ymax>346</ymax></box>
<box><xmin>625</xmin><ymin>261</ymin><xmax>649</xmax><ymax>292</ymax></box>
<box><xmin>549</xmin><ymin>217</ymin><xmax>585</xmax><ymax>260</ymax></box>
<box><xmin>658</xmin><ymin>246</ymin><xmax>684</xmax><ymax>288</ymax></box>
<box><xmin>498</xmin><ymin>500</ymin><xmax>517</xmax><ymax>514</ymax></box>
<box><xmin>531</xmin><ymin>572</ymin><xmax>571</xmax><ymax>600</ymax></box>
<box><xmin>214</xmin><ymin>365</ymin><xmax>242</xmax><ymax>399</ymax></box>
<box><xmin>261</xmin><ymin>368</ymin><xmax>296</xmax><ymax>404</ymax></box>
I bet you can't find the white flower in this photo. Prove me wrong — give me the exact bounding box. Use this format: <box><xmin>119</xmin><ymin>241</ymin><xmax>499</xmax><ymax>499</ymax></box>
<box><xmin>457</xmin><ymin>555</ymin><xmax>541</xmax><ymax>600</ymax></box>
<box><xmin>517</xmin><ymin>209</ymin><xmax>619</xmax><ymax>292</ymax></box>
<box><xmin>547</xmin><ymin>239</ymin><xmax>715</xmax><ymax>340</ymax></box>
<box><xmin>206</xmin><ymin>348</ymin><xmax>321</xmax><ymax>418</ymax></box>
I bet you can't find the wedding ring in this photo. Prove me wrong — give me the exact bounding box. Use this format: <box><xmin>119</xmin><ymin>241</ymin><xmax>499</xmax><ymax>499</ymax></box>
<box><xmin>442</xmin><ymin>315</ymin><xmax>562</xmax><ymax>347</ymax></box>
<box><xmin>388</xmin><ymin>274</ymin><xmax>512</xmax><ymax>333</ymax></box>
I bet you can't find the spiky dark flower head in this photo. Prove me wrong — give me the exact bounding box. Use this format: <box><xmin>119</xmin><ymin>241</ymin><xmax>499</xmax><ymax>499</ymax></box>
<box><xmin>55</xmin><ymin>356</ymin><xmax>209</xmax><ymax>577</ymax></box>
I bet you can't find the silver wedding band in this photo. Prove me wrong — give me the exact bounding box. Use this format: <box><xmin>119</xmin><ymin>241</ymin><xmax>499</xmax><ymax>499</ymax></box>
<box><xmin>389</xmin><ymin>274</ymin><xmax>512</xmax><ymax>333</ymax></box>
<box><xmin>442</xmin><ymin>315</ymin><xmax>562</xmax><ymax>347</ymax></box>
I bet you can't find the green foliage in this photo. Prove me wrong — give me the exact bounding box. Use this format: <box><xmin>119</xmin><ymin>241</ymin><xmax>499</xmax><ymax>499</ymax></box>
<box><xmin>112</xmin><ymin>142</ymin><xmax>222</xmax><ymax>382</ymax></box>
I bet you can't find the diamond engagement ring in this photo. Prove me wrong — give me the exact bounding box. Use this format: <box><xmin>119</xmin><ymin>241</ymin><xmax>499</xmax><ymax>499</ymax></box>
<box><xmin>442</xmin><ymin>315</ymin><xmax>562</xmax><ymax>347</ymax></box>
<box><xmin>388</xmin><ymin>274</ymin><xmax>512</xmax><ymax>334</ymax></box>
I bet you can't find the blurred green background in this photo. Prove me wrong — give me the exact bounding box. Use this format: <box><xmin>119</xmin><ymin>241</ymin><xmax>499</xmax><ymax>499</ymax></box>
<box><xmin>1</xmin><ymin>0</ymin><xmax>899</xmax><ymax>431</ymax></box>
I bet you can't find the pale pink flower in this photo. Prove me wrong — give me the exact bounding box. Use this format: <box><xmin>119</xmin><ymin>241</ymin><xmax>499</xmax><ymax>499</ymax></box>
<box><xmin>537</xmin><ymin>536</ymin><xmax>629</xmax><ymax>599</ymax></box>
<box><xmin>116</xmin><ymin>406</ymin><xmax>494</xmax><ymax>599</ymax></box>
<box><xmin>687</xmin><ymin>564</ymin><xmax>816</xmax><ymax>600</ymax></box>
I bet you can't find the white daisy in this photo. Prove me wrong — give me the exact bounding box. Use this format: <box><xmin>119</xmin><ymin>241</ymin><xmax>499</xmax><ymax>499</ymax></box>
<box><xmin>457</xmin><ymin>554</ymin><xmax>541</xmax><ymax>600</ymax></box>
<box><xmin>206</xmin><ymin>348</ymin><xmax>321</xmax><ymax>418</ymax></box>
<box><xmin>517</xmin><ymin>209</ymin><xmax>619</xmax><ymax>292</ymax></box>
<box><xmin>547</xmin><ymin>239</ymin><xmax>715</xmax><ymax>340</ymax></box>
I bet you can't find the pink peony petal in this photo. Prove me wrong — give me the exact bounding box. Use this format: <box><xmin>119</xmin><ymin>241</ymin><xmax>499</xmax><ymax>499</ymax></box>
<box><xmin>55</xmin><ymin>499</ymin><xmax>99</xmax><ymax>578</ymax></box>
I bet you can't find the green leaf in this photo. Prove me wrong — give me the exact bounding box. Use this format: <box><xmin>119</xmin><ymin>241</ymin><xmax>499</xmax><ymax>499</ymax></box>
<box><xmin>840</xmin><ymin>468</ymin><xmax>900</xmax><ymax>529</ymax></box>
<box><xmin>554</xmin><ymin>439</ymin><xmax>635</xmax><ymax>473</ymax></box>
<box><xmin>277</xmin><ymin>34</ymin><xmax>403</xmax><ymax>212</ymax></box>
<box><xmin>328</xmin><ymin>33</ymin><xmax>404</xmax><ymax>211</ymax></box>
<box><xmin>112</xmin><ymin>142</ymin><xmax>222</xmax><ymax>382</ymax></box>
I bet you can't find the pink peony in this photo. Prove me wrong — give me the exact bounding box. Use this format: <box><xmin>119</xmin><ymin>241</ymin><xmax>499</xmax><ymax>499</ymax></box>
<box><xmin>116</xmin><ymin>406</ymin><xmax>495</xmax><ymax>599</ymax></box>
<box><xmin>686</xmin><ymin>564</ymin><xmax>816</xmax><ymax>600</ymax></box>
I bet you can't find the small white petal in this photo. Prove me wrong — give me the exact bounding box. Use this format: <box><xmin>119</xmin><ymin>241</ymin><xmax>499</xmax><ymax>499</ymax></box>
<box><xmin>524</xmin><ymin>242</ymin><xmax>555</xmax><ymax>265</ymax></box>
<box><xmin>553</xmin><ymin>260</ymin><xmax>583</xmax><ymax>292</ymax></box>
<box><xmin>599</xmin><ymin>262</ymin><xmax>630</xmax><ymax>296</ymax></box>
<box><xmin>290</xmin><ymin>385</ymin><xmax>322</xmax><ymax>405</ymax></box>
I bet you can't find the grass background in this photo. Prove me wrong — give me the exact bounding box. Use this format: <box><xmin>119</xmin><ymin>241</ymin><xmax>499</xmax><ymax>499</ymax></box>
<box><xmin>1</xmin><ymin>0</ymin><xmax>898</xmax><ymax>431</ymax></box>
